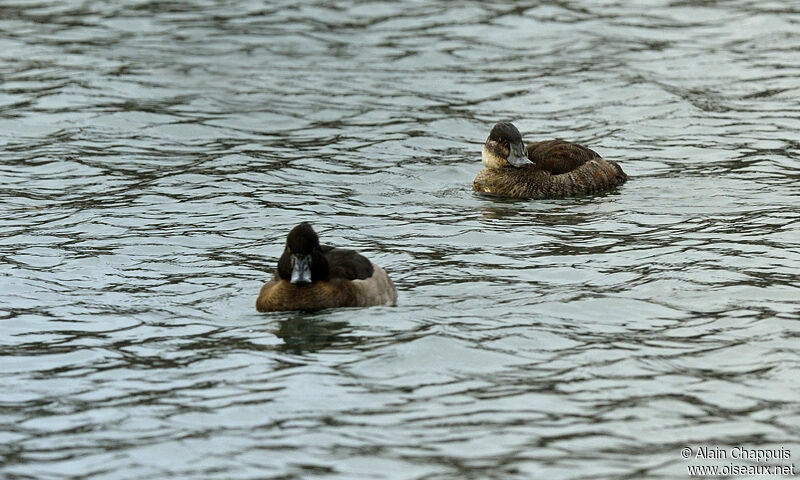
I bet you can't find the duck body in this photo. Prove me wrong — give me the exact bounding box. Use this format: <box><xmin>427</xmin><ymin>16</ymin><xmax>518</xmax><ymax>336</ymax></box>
<box><xmin>473</xmin><ymin>123</ymin><xmax>627</xmax><ymax>199</ymax></box>
<box><xmin>256</xmin><ymin>223</ymin><xmax>397</xmax><ymax>312</ymax></box>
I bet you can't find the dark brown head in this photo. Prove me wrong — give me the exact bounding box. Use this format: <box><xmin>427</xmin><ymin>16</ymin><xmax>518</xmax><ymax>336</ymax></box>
<box><xmin>482</xmin><ymin>122</ymin><xmax>532</xmax><ymax>169</ymax></box>
<box><xmin>277</xmin><ymin>222</ymin><xmax>329</xmax><ymax>287</ymax></box>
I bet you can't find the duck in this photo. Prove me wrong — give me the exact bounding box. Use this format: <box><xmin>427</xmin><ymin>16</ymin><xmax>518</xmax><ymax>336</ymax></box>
<box><xmin>472</xmin><ymin>122</ymin><xmax>627</xmax><ymax>198</ymax></box>
<box><xmin>256</xmin><ymin>222</ymin><xmax>397</xmax><ymax>312</ymax></box>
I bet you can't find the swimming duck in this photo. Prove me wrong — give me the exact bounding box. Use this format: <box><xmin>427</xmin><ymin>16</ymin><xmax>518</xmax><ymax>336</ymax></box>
<box><xmin>473</xmin><ymin>122</ymin><xmax>627</xmax><ymax>198</ymax></box>
<box><xmin>256</xmin><ymin>222</ymin><xmax>397</xmax><ymax>312</ymax></box>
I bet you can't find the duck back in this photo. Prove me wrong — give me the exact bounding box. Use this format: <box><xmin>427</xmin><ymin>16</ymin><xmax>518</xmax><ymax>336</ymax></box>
<box><xmin>526</xmin><ymin>139</ymin><xmax>600</xmax><ymax>175</ymax></box>
<box><xmin>320</xmin><ymin>245</ymin><xmax>374</xmax><ymax>280</ymax></box>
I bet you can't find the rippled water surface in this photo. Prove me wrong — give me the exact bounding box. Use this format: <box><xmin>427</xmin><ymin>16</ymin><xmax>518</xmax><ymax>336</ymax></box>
<box><xmin>2</xmin><ymin>1</ymin><xmax>799</xmax><ymax>478</ymax></box>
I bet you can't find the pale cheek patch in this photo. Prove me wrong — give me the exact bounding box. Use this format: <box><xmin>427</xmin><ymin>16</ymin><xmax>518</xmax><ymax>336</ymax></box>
<box><xmin>482</xmin><ymin>146</ymin><xmax>508</xmax><ymax>169</ymax></box>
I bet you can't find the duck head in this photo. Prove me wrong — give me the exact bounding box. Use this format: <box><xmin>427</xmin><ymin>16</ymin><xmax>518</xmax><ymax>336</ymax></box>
<box><xmin>482</xmin><ymin>122</ymin><xmax>533</xmax><ymax>169</ymax></box>
<box><xmin>277</xmin><ymin>222</ymin><xmax>329</xmax><ymax>287</ymax></box>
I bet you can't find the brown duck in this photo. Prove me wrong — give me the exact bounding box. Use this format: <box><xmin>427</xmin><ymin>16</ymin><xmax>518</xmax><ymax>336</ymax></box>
<box><xmin>256</xmin><ymin>222</ymin><xmax>397</xmax><ymax>312</ymax></box>
<box><xmin>473</xmin><ymin>122</ymin><xmax>627</xmax><ymax>198</ymax></box>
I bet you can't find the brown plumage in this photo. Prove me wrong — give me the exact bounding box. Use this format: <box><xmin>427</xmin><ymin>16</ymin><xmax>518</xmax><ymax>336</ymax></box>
<box><xmin>256</xmin><ymin>222</ymin><xmax>397</xmax><ymax>312</ymax></box>
<box><xmin>473</xmin><ymin>123</ymin><xmax>627</xmax><ymax>199</ymax></box>
<box><xmin>256</xmin><ymin>265</ymin><xmax>396</xmax><ymax>312</ymax></box>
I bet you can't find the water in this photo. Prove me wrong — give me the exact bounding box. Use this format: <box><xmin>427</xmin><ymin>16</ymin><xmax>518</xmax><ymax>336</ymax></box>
<box><xmin>2</xmin><ymin>1</ymin><xmax>799</xmax><ymax>478</ymax></box>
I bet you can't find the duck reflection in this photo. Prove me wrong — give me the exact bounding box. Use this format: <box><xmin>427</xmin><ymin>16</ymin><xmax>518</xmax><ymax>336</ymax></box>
<box><xmin>275</xmin><ymin>314</ymin><xmax>359</xmax><ymax>354</ymax></box>
<box><xmin>478</xmin><ymin>201</ymin><xmax>595</xmax><ymax>227</ymax></box>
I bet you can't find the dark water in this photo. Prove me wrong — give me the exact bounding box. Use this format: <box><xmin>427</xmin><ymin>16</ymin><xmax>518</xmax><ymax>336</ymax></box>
<box><xmin>2</xmin><ymin>1</ymin><xmax>799</xmax><ymax>479</ymax></box>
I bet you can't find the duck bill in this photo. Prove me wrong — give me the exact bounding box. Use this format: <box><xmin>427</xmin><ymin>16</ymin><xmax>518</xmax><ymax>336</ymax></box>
<box><xmin>507</xmin><ymin>142</ymin><xmax>532</xmax><ymax>167</ymax></box>
<box><xmin>290</xmin><ymin>255</ymin><xmax>312</xmax><ymax>286</ymax></box>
